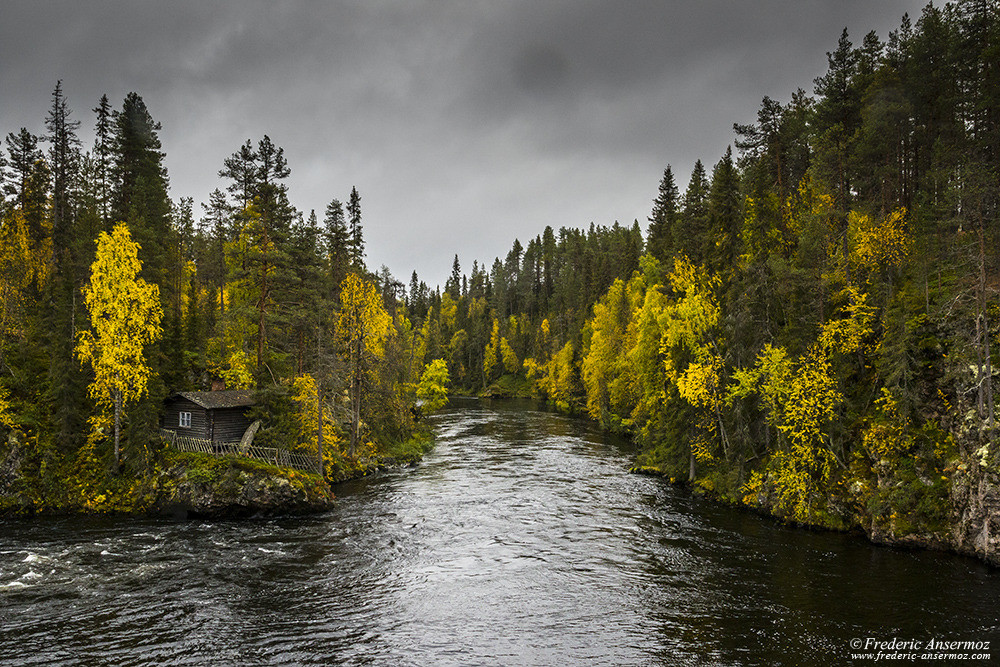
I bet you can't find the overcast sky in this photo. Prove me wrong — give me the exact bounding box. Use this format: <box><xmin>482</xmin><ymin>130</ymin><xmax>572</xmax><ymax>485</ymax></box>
<box><xmin>1</xmin><ymin>1</ymin><xmax>926</xmax><ymax>287</ymax></box>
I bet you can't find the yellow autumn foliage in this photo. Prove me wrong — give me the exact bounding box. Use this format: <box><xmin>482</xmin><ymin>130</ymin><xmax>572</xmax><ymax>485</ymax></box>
<box><xmin>849</xmin><ymin>208</ymin><xmax>910</xmax><ymax>275</ymax></box>
<box><xmin>75</xmin><ymin>223</ymin><xmax>163</xmax><ymax>416</ymax></box>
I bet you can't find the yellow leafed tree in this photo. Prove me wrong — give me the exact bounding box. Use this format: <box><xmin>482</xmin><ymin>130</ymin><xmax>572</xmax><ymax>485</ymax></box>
<box><xmin>336</xmin><ymin>273</ymin><xmax>391</xmax><ymax>456</ymax></box>
<box><xmin>848</xmin><ymin>208</ymin><xmax>910</xmax><ymax>277</ymax></box>
<box><xmin>416</xmin><ymin>359</ymin><xmax>451</xmax><ymax>413</ymax></box>
<box><xmin>75</xmin><ymin>223</ymin><xmax>163</xmax><ymax>468</ymax></box>
<box><xmin>659</xmin><ymin>256</ymin><xmax>728</xmax><ymax>461</ymax></box>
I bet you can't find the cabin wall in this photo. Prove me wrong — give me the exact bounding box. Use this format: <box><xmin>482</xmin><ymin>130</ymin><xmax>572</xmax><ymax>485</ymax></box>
<box><xmin>162</xmin><ymin>399</ymin><xmax>210</xmax><ymax>440</ymax></box>
<box><xmin>212</xmin><ymin>408</ymin><xmax>253</xmax><ymax>443</ymax></box>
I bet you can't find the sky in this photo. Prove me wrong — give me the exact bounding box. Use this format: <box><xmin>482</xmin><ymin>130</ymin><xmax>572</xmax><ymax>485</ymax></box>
<box><xmin>1</xmin><ymin>0</ymin><xmax>927</xmax><ymax>288</ymax></box>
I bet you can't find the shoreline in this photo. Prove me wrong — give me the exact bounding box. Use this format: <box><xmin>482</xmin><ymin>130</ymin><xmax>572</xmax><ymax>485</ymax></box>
<box><xmin>0</xmin><ymin>430</ymin><xmax>435</xmax><ymax>520</ymax></box>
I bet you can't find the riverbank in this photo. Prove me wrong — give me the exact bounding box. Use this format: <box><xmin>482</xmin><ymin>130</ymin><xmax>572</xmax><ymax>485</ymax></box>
<box><xmin>7</xmin><ymin>401</ymin><xmax>996</xmax><ymax>665</ymax></box>
<box><xmin>0</xmin><ymin>429</ymin><xmax>436</xmax><ymax>519</ymax></box>
<box><xmin>632</xmin><ymin>440</ymin><xmax>1000</xmax><ymax>568</ymax></box>
<box><xmin>511</xmin><ymin>391</ymin><xmax>1000</xmax><ymax>568</ymax></box>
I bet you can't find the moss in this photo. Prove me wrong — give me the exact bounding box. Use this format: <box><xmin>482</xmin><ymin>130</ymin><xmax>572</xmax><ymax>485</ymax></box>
<box><xmin>383</xmin><ymin>430</ymin><xmax>435</xmax><ymax>464</ymax></box>
<box><xmin>482</xmin><ymin>374</ymin><xmax>532</xmax><ymax>399</ymax></box>
<box><xmin>0</xmin><ymin>435</ymin><xmax>333</xmax><ymax>518</ymax></box>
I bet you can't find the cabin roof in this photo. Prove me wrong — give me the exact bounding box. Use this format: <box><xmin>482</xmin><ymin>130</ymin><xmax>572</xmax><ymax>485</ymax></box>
<box><xmin>166</xmin><ymin>390</ymin><xmax>256</xmax><ymax>410</ymax></box>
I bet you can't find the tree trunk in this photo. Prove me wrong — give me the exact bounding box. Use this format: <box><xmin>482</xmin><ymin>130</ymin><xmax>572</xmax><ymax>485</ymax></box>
<box><xmin>349</xmin><ymin>335</ymin><xmax>361</xmax><ymax>458</ymax></box>
<box><xmin>979</xmin><ymin>223</ymin><xmax>995</xmax><ymax>437</ymax></box>
<box><xmin>350</xmin><ymin>376</ymin><xmax>361</xmax><ymax>458</ymax></box>
<box><xmin>113</xmin><ymin>387</ymin><xmax>121</xmax><ymax>472</ymax></box>
<box><xmin>317</xmin><ymin>389</ymin><xmax>324</xmax><ymax>477</ymax></box>
<box><xmin>316</xmin><ymin>332</ymin><xmax>325</xmax><ymax>477</ymax></box>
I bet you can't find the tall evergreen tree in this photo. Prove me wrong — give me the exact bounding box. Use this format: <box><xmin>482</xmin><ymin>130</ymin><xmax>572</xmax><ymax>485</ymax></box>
<box><xmin>219</xmin><ymin>135</ymin><xmax>297</xmax><ymax>379</ymax></box>
<box><xmin>111</xmin><ymin>92</ymin><xmax>172</xmax><ymax>294</ymax></box>
<box><xmin>447</xmin><ymin>255</ymin><xmax>462</xmax><ymax>300</ymax></box>
<box><xmin>647</xmin><ymin>165</ymin><xmax>679</xmax><ymax>263</ymax></box>
<box><xmin>707</xmin><ymin>147</ymin><xmax>742</xmax><ymax>273</ymax></box>
<box><xmin>5</xmin><ymin>128</ymin><xmax>42</xmax><ymax>214</ymax></box>
<box><xmin>813</xmin><ymin>28</ymin><xmax>861</xmax><ymax>212</ymax></box>
<box><xmin>323</xmin><ymin>197</ymin><xmax>350</xmax><ymax>296</ymax></box>
<box><xmin>43</xmin><ymin>82</ymin><xmax>86</xmax><ymax>452</ymax></box>
<box><xmin>200</xmin><ymin>188</ymin><xmax>230</xmax><ymax>321</ymax></box>
<box><xmin>347</xmin><ymin>186</ymin><xmax>365</xmax><ymax>269</ymax></box>
<box><xmin>44</xmin><ymin>80</ymin><xmax>82</xmax><ymax>256</ymax></box>
<box><xmin>219</xmin><ymin>140</ymin><xmax>258</xmax><ymax>207</ymax></box>
<box><xmin>92</xmin><ymin>94</ymin><xmax>113</xmax><ymax>227</ymax></box>
<box><xmin>673</xmin><ymin>160</ymin><xmax>710</xmax><ymax>263</ymax></box>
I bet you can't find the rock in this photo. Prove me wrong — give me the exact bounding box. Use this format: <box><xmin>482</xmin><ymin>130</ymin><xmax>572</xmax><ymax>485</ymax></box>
<box><xmin>148</xmin><ymin>462</ymin><xmax>335</xmax><ymax>519</ymax></box>
<box><xmin>950</xmin><ymin>462</ymin><xmax>1000</xmax><ymax>567</ymax></box>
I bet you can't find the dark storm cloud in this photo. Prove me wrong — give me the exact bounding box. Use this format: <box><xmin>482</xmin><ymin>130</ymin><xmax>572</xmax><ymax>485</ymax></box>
<box><xmin>1</xmin><ymin>1</ymin><xmax>924</xmax><ymax>286</ymax></box>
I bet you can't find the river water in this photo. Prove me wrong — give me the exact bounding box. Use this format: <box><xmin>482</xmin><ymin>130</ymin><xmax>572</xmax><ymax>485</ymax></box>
<box><xmin>1</xmin><ymin>399</ymin><xmax>998</xmax><ymax>665</ymax></box>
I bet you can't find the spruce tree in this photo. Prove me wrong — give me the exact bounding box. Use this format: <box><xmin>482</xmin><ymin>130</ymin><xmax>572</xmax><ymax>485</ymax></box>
<box><xmin>323</xmin><ymin>198</ymin><xmax>350</xmax><ymax>297</ymax></box>
<box><xmin>673</xmin><ymin>160</ymin><xmax>710</xmax><ymax>264</ymax></box>
<box><xmin>44</xmin><ymin>80</ymin><xmax>82</xmax><ymax>255</ymax></box>
<box><xmin>5</xmin><ymin>128</ymin><xmax>42</xmax><ymax>214</ymax></box>
<box><xmin>447</xmin><ymin>255</ymin><xmax>462</xmax><ymax>300</ymax></box>
<box><xmin>347</xmin><ymin>186</ymin><xmax>365</xmax><ymax>269</ymax></box>
<box><xmin>92</xmin><ymin>94</ymin><xmax>113</xmax><ymax>227</ymax></box>
<box><xmin>43</xmin><ymin>83</ymin><xmax>86</xmax><ymax>452</ymax></box>
<box><xmin>200</xmin><ymin>188</ymin><xmax>230</xmax><ymax>321</ymax></box>
<box><xmin>647</xmin><ymin>165</ymin><xmax>679</xmax><ymax>263</ymax></box>
<box><xmin>111</xmin><ymin>92</ymin><xmax>172</xmax><ymax>293</ymax></box>
<box><xmin>707</xmin><ymin>147</ymin><xmax>742</xmax><ymax>273</ymax></box>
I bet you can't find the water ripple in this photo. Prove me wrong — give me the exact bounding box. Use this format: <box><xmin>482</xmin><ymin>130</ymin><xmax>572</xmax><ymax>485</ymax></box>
<box><xmin>2</xmin><ymin>399</ymin><xmax>999</xmax><ymax>665</ymax></box>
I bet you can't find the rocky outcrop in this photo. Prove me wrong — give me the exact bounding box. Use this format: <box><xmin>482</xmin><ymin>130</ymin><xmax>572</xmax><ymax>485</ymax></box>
<box><xmin>148</xmin><ymin>462</ymin><xmax>335</xmax><ymax>519</ymax></box>
<box><xmin>950</xmin><ymin>461</ymin><xmax>1000</xmax><ymax>566</ymax></box>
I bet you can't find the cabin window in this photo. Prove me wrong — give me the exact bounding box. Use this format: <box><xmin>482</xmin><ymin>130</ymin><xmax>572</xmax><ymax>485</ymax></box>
<box><xmin>179</xmin><ymin>411</ymin><xmax>191</xmax><ymax>428</ymax></box>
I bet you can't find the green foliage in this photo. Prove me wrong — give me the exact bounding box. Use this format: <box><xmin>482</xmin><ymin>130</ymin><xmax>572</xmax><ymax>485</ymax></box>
<box><xmin>416</xmin><ymin>359</ymin><xmax>450</xmax><ymax>413</ymax></box>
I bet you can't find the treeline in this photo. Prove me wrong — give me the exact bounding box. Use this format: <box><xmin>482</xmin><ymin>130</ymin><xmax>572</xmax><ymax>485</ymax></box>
<box><xmin>405</xmin><ymin>2</ymin><xmax>1000</xmax><ymax>531</ymax></box>
<box><xmin>0</xmin><ymin>86</ymin><xmax>445</xmax><ymax>491</ymax></box>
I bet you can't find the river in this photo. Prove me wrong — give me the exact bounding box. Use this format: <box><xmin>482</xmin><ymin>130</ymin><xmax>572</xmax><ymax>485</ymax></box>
<box><xmin>1</xmin><ymin>399</ymin><xmax>998</xmax><ymax>665</ymax></box>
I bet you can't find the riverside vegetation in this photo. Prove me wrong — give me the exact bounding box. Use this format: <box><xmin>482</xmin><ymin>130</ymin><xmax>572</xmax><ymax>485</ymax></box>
<box><xmin>0</xmin><ymin>87</ymin><xmax>447</xmax><ymax>516</ymax></box>
<box><xmin>1</xmin><ymin>1</ymin><xmax>999</xmax><ymax>561</ymax></box>
<box><xmin>401</xmin><ymin>4</ymin><xmax>1000</xmax><ymax>564</ymax></box>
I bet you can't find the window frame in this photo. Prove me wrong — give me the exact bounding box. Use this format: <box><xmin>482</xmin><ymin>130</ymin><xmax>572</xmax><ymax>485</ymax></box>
<box><xmin>179</xmin><ymin>411</ymin><xmax>192</xmax><ymax>428</ymax></box>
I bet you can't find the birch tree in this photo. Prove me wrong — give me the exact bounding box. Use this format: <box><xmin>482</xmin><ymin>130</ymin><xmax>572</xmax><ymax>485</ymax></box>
<box><xmin>336</xmin><ymin>273</ymin><xmax>390</xmax><ymax>456</ymax></box>
<box><xmin>76</xmin><ymin>223</ymin><xmax>162</xmax><ymax>468</ymax></box>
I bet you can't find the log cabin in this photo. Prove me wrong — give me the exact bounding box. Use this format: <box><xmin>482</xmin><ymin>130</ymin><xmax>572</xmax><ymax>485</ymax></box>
<box><xmin>162</xmin><ymin>390</ymin><xmax>255</xmax><ymax>444</ymax></box>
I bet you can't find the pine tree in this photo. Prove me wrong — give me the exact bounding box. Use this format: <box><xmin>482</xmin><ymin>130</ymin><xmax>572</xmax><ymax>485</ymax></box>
<box><xmin>219</xmin><ymin>140</ymin><xmax>258</xmax><ymax>207</ymax></box>
<box><xmin>219</xmin><ymin>136</ymin><xmax>297</xmax><ymax>379</ymax></box>
<box><xmin>813</xmin><ymin>28</ymin><xmax>861</xmax><ymax>212</ymax></box>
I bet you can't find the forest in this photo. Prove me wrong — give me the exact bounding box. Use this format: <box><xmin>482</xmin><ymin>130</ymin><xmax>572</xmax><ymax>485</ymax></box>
<box><xmin>1</xmin><ymin>2</ymin><xmax>998</xmax><ymax>540</ymax></box>
<box><xmin>404</xmin><ymin>2</ymin><xmax>1000</xmax><ymax>538</ymax></box>
<box><xmin>0</xmin><ymin>86</ymin><xmax>448</xmax><ymax>510</ymax></box>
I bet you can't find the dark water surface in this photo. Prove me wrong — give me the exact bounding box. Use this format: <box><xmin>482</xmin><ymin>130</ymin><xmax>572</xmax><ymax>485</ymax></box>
<box><xmin>2</xmin><ymin>399</ymin><xmax>998</xmax><ymax>665</ymax></box>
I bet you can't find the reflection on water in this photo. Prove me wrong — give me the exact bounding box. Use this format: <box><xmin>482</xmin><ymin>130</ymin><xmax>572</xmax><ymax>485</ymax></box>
<box><xmin>1</xmin><ymin>398</ymin><xmax>998</xmax><ymax>665</ymax></box>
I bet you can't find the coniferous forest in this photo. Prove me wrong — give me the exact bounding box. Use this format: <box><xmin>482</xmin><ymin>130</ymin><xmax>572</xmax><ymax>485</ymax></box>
<box><xmin>1</xmin><ymin>2</ymin><xmax>999</xmax><ymax>562</ymax></box>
